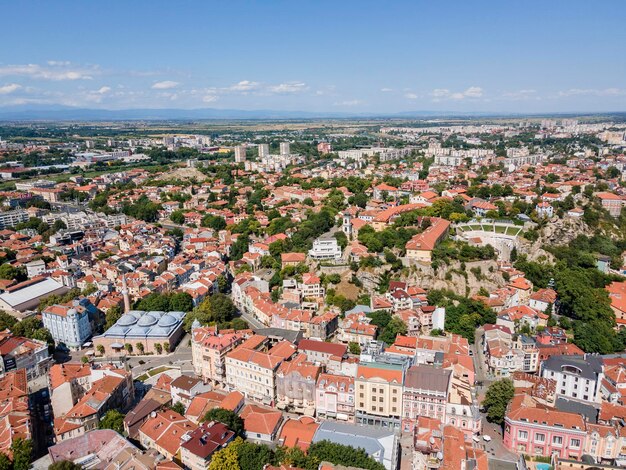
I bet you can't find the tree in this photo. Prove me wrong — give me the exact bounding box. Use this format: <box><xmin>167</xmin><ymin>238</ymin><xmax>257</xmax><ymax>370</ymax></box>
<box><xmin>105</xmin><ymin>306</ymin><xmax>122</xmax><ymax>329</ymax></box>
<box><xmin>170</xmin><ymin>210</ymin><xmax>186</xmax><ymax>225</ymax></box>
<box><xmin>203</xmin><ymin>408</ymin><xmax>244</xmax><ymax>436</ymax></box>
<box><xmin>378</xmin><ymin>317</ymin><xmax>407</xmax><ymax>345</ymax></box>
<box><xmin>169</xmin><ymin>292</ymin><xmax>194</xmax><ymax>312</ymax></box>
<box><xmin>0</xmin><ymin>453</ymin><xmax>11</xmax><ymax>470</ymax></box>
<box><xmin>48</xmin><ymin>461</ymin><xmax>82</xmax><ymax>470</ymax></box>
<box><xmin>0</xmin><ymin>311</ymin><xmax>17</xmax><ymax>331</ymax></box>
<box><xmin>136</xmin><ymin>343</ymin><xmax>145</xmax><ymax>354</ymax></box>
<box><xmin>170</xmin><ymin>402</ymin><xmax>186</xmax><ymax>415</ymax></box>
<box><xmin>10</xmin><ymin>438</ymin><xmax>32</xmax><ymax>470</ymax></box>
<box><xmin>99</xmin><ymin>410</ymin><xmax>125</xmax><ymax>434</ymax></box>
<box><xmin>482</xmin><ymin>379</ymin><xmax>515</xmax><ymax>425</ymax></box>
<box><xmin>348</xmin><ymin>342</ymin><xmax>361</xmax><ymax>355</ymax></box>
<box><xmin>185</xmin><ymin>293</ymin><xmax>236</xmax><ymax>330</ymax></box>
<box><xmin>208</xmin><ymin>438</ymin><xmax>242</xmax><ymax>470</ymax></box>
<box><xmin>306</xmin><ymin>440</ymin><xmax>386</xmax><ymax>470</ymax></box>
<box><xmin>163</xmin><ymin>342</ymin><xmax>170</xmax><ymax>352</ymax></box>
<box><xmin>124</xmin><ymin>343</ymin><xmax>133</xmax><ymax>354</ymax></box>
<box><xmin>97</xmin><ymin>344</ymin><xmax>105</xmax><ymax>356</ymax></box>
<box><xmin>154</xmin><ymin>343</ymin><xmax>163</xmax><ymax>354</ymax></box>
<box><xmin>236</xmin><ymin>442</ymin><xmax>275</xmax><ymax>470</ymax></box>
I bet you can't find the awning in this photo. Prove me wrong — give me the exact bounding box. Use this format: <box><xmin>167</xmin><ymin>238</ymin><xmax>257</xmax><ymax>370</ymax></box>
<box><xmin>110</xmin><ymin>343</ymin><xmax>124</xmax><ymax>349</ymax></box>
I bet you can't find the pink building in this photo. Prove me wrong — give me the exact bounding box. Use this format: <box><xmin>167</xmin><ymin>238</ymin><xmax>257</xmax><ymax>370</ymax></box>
<box><xmin>315</xmin><ymin>373</ymin><xmax>355</xmax><ymax>422</ymax></box>
<box><xmin>504</xmin><ymin>395</ymin><xmax>586</xmax><ymax>459</ymax></box>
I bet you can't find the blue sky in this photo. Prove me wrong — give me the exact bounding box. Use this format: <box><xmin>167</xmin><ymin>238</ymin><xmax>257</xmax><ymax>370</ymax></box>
<box><xmin>1</xmin><ymin>0</ymin><xmax>625</xmax><ymax>113</ymax></box>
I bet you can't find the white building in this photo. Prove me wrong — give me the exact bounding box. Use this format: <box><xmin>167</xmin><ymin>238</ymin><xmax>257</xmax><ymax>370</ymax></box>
<box><xmin>308</xmin><ymin>236</ymin><xmax>342</xmax><ymax>261</ymax></box>
<box><xmin>258</xmin><ymin>143</ymin><xmax>269</xmax><ymax>158</ymax></box>
<box><xmin>540</xmin><ymin>355</ymin><xmax>603</xmax><ymax>403</ymax></box>
<box><xmin>234</xmin><ymin>145</ymin><xmax>246</xmax><ymax>163</ymax></box>
<box><xmin>280</xmin><ymin>142</ymin><xmax>290</xmax><ymax>155</ymax></box>
<box><xmin>42</xmin><ymin>304</ymin><xmax>92</xmax><ymax>350</ymax></box>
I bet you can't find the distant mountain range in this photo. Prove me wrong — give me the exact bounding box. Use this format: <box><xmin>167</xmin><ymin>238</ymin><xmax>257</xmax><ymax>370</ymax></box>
<box><xmin>0</xmin><ymin>104</ymin><xmax>618</xmax><ymax>121</ymax></box>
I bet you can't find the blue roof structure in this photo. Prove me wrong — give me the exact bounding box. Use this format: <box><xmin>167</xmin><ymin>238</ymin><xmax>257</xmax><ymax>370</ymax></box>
<box><xmin>96</xmin><ymin>310</ymin><xmax>186</xmax><ymax>341</ymax></box>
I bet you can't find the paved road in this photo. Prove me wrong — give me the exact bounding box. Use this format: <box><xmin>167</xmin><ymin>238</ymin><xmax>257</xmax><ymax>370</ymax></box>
<box><xmin>126</xmin><ymin>333</ymin><xmax>194</xmax><ymax>378</ymax></box>
<box><xmin>239</xmin><ymin>309</ymin><xmax>264</xmax><ymax>330</ymax></box>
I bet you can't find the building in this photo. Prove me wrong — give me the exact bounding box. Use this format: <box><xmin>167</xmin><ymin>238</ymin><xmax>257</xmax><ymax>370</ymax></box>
<box><xmin>315</xmin><ymin>373</ymin><xmax>355</xmax><ymax>422</ymax></box>
<box><xmin>138</xmin><ymin>410</ymin><xmax>197</xmax><ymax>461</ymax></box>
<box><xmin>298</xmin><ymin>339</ymin><xmax>346</xmax><ymax>366</ymax></box>
<box><xmin>0</xmin><ymin>330</ymin><xmax>50</xmax><ymax>380</ymax></box>
<box><xmin>312</xmin><ymin>421</ymin><xmax>399</xmax><ymax>470</ymax></box>
<box><xmin>405</xmin><ymin>218</ymin><xmax>450</xmax><ymax>262</ymax></box>
<box><xmin>234</xmin><ymin>145</ymin><xmax>246</xmax><ymax>163</ymax></box>
<box><xmin>258</xmin><ymin>143</ymin><xmax>269</xmax><ymax>158</ymax></box>
<box><xmin>47</xmin><ymin>430</ymin><xmax>137</xmax><ymax>470</ymax></box>
<box><xmin>275</xmin><ymin>354</ymin><xmax>321</xmax><ymax>416</ymax></box>
<box><xmin>317</xmin><ymin>142</ymin><xmax>332</xmax><ymax>154</ymax></box>
<box><xmin>42</xmin><ymin>304</ymin><xmax>92</xmax><ymax>350</ymax></box>
<box><xmin>239</xmin><ymin>404</ymin><xmax>283</xmax><ymax>443</ymax></box>
<box><xmin>224</xmin><ymin>336</ymin><xmax>285</xmax><ymax>405</ymax></box>
<box><xmin>0</xmin><ymin>209</ymin><xmax>28</xmax><ymax>230</ymax></box>
<box><xmin>355</xmin><ymin>362</ymin><xmax>404</xmax><ymax>429</ymax></box>
<box><xmin>280</xmin><ymin>142</ymin><xmax>290</xmax><ymax>155</ymax></box>
<box><xmin>0</xmin><ymin>277</ymin><xmax>69</xmax><ymax>316</ymax></box>
<box><xmin>540</xmin><ymin>354</ymin><xmax>604</xmax><ymax>403</ymax></box>
<box><xmin>402</xmin><ymin>365</ymin><xmax>451</xmax><ymax>425</ymax></box>
<box><xmin>180</xmin><ymin>421</ymin><xmax>235</xmax><ymax>470</ymax></box>
<box><xmin>170</xmin><ymin>375</ymin><xmax>211</xmax><ymax>409</ymax></box>
<box><xmin>596</xmin><ymin>192</ymin><xmax>623</xmax><ymax>217</ymax></box>
<box><xmin>308</xmin><ymin>235</ymin><xmax>342</xmax><ymax>261</ymax></box>
<box><xmin>504</xmin><ymin>394</ymin><xmax>587</xmax><ymax>459</ymax></box>
<box><xmin>93</xmin><ymin>310</ymin><xmax>186</xmax><ymax>356</ymax></box>
<box><xmin>191</xmin><ymin>325</ymin><xmax>244</xmax><ymax>385</ymax></box>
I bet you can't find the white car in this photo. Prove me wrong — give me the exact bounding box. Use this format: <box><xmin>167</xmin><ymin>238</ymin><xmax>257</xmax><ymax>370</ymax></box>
<box><xmin>482</xmin><ymin>435</ymin><xmax>492</xmax><ymax>442</ymax></box>
<box><xmin>472</xmin><ymin>435</ymin><xmax>480</xmax><ymax>443</ymax></box>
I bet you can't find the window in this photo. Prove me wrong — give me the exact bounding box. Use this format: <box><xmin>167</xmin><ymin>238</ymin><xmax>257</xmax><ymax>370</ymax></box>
<box><xmin>570</xmin><ymin>439</ymin><xmax>580</xmax><ymax>448</ymax></box>
<box><xmin>553</xmin><ymin>436</ymin><xmax>563</xmax><ymax>446</ymax></box>
<box><xmin>518</xmin><ymin>430</ymin><xmax>528</xmax><ymax>441</ymax></box>
<box><xmin>535</xmin><ymin>433</ymin><xmax>545</xmax><ymax>443</ymax></box>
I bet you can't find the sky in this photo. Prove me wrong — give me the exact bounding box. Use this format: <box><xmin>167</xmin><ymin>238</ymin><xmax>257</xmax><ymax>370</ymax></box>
<box><xmin>1</xmin><ymin>0</ymin><xmax>625</xmax><ymax>114</ymax></box>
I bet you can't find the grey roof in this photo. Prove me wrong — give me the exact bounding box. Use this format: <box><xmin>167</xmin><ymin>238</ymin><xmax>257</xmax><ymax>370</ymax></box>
<box><xmin>404</xmin><ymin>365</ymin><xmax>451</xmax><ymax>392</ymax></box>
<box><xmin>96</xmin><ymin>310</ymin><xmax>186</xmax><ymax>341</ymax></box>
<box><xmin>0</xmin><ymin>278</ymin><xmax>66</xmax><ymax>308</ymax></box>
<box><xmin>542</xmin><ymin>354</ymin><xmax>603</xmax><ymax>380</ymax></box>
<box><xmin>346</xmin><ymin>305</ymin><xmax>373</xmax><ymax>315</ymax></box>
<box><xmin>313</xmin><ymin>421</ymin><xmax>397</xmax><ymax>470</ymax></box>
<box><xmin>555</xmin><ymin>397</ymin><xmax>598</xmax><ymax>423</ymax></box>
<box><xmin>255</xmin><ymin>327</ymin><xmax>303</xmax><ymax>344</ymax></box>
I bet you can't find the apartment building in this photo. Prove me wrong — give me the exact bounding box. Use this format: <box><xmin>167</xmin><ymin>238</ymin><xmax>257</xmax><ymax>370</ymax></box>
<box><xmin>224</xmin><ymin>336</ymin><xmax>289</xmax><ymax>405</ymax></box>
<box><xmin>191</xmin><ymin>325</ymin><xmax>244</xmax><ymax>384</ymax></box>
<box><xmin>402</xmin><ymin>365</ymin><xmax>451</xmax><ymax>425</ymax></box>
<box><xmin>315</xmin><ymin>373</ymin><xmax>355</xmax><ymax>422</ymax></box>
<box><xmin>355</xmin><ymin>362</ymin><xmax>405</xmax><ymax>429</ymax></box>
<box><xmin>308</xmin><ymin>236</ymin><xmax>342</xmax><ymax>261</ymax></box>
<box><xmin>180</xmin><ymin>421</ymin><xmax>235</xmax><ymax>470</ymax></box>
<box><xmin>540</xmin><ymin>354</ymin><xmax>604</xmax><ymax>403</ymax></box>
<box><xmin>139</xmin><ymin>410</ymin><xmax>197</xmax><ymax>461</ymax></box>
<box><xmin>42</xmin><ymin>303</ymin><xmax>92</xmax><ymax>350</ymax></box>
<box><xmin>276</xmin><ymin>354</ymin><xmax>321</xmax><ymax>416</ymax></box>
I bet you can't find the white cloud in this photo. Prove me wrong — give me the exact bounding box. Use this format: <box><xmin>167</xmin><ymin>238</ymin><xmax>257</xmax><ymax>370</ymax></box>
<box><xmin>0</xmin><ymin>63</ymin><xmax>95</xmax><ymax>80</ymax></box>
<box><xmin>267</xmin><ymin>81</ymin><xmax>308</xmax><ymax>94</ymax></box>
<box><xmin>333</xmin><ymin>99</ymin><xmax>363</xmax><ymax>107</ymax></box>
<box><xmin>405</xmin><ymin>93</ymin><xmax>418</xmax><ymax>99</ymax></box>
<box><xmin>47</xmin><ymin>60</ymin><xmax>71</xmax><ymax>66</ymax></box>
<box><xmin>227</xmin><ymin>80</ymin><xmax>260</xmax><ymax>92</ymax></box>
<box><xmin>0</xmin><ymin>84</ymin><xmax>21</xmax><ymax>95</ymax></box>
<box><xmin>381</xmin><ymin>88</ymin><xmax>393</xmax><ymax>92</ymax></box>
<box><xmin>431</xmin><ymin>86</ymin><xmax>483</xmax><ymax>101</ymax></box>
<box><xmin>558</xmin><ymin>88</ymin><xmax>626</xmax><ymax>97</ymax></box>
<box><xmin>152</xmin><ymin>80</ymin><xmax>179</xmax><ymax>90</ymax></box>
<box><xmin>97</xmin><ymin>86</ymin><xmax>111</xmax><ymax>94</ymax></box>
<box><xmin>202</xmin><ymin>94</ymin><xmax>218</xmax><ymax>103</ymax></box>
<box><xmin>501</xmin><ymin>89</ymin><xmax>538</xmax><ymax>100</ymax></box>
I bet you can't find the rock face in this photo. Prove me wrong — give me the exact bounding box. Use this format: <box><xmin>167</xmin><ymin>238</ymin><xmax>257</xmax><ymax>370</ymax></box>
<box><xmin>539</xmin><ymin>217</ymin><xmax>592</xmax><ymax>246</ymax></box>
<box><xmin>409</xmin><ymin>260</ymin><xmax>506</xmax><ymax>297</ymax></box>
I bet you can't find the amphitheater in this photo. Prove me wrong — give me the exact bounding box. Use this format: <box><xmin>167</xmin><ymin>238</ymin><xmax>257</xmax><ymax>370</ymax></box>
<box><xmin>454</xmin><ymin>219</ymin><xmax>524</xmax><ymax>261</ymax></box>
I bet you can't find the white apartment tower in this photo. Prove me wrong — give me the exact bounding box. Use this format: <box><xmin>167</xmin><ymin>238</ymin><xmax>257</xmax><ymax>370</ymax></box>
<box><xmin>235</xmin><ymin>145</ymin><xmax>247</xmax><ymax>163</ymax></box>
<box><xmin>258</xmin><ymin>143</ymin><xmax>270</xmax><ymax>158</ymax></box>
<box><xmin>280</xmin><ymin>142</ymin><xmax>290</xmax><ymax>155</ymax></box>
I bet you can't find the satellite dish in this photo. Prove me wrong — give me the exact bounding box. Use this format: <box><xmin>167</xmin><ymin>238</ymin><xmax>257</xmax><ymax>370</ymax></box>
<box><xmin>437</xmin><ymin>452</ymin><xmax>443</xmax><ymax>460</ymax></box>
<box><xmin>430</xmin><ymin>437</ymin><xmax>435</xmax><ymax>444</ymax></box>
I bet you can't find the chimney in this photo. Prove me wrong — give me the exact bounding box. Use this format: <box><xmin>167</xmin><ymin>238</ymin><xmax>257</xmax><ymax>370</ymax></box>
<box><xmin>121</xmin><ymin>272</ymin><xmax>130</xmax><ymax>313</ymax></box>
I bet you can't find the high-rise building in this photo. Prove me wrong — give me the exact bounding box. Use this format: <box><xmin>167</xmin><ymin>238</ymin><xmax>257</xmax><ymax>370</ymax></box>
<box><xmin>280</xmin><ymin>142</ymin><xmax>290</xmax><ymax>155</ymax></box>
<box><xmin>258</xmin><ymin>143</ymin><xmax>269</xmax><ymax>158</ymax></box>
<box><xmin>234</xmin><ymin>145</ymin><xmax>247</xmax><ymax>163</ymax></box>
